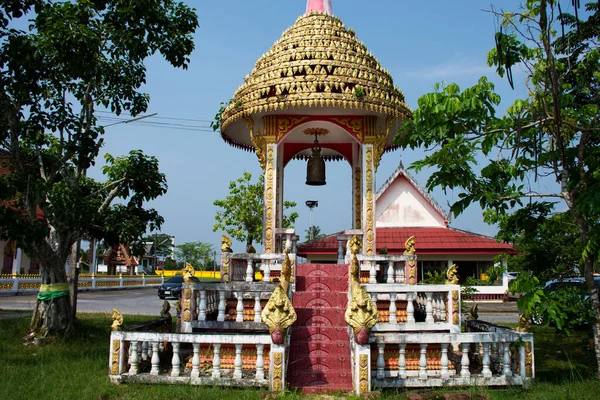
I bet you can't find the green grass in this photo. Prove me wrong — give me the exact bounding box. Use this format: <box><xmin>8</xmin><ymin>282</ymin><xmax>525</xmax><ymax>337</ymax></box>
<box><xmin>0</xmin><ymin>313</ymin><xmax>598</xmax><ymax>399</ymax></box>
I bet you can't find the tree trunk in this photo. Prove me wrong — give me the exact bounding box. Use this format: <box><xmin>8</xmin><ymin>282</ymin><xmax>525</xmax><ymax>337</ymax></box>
<box><xmin>30</xmin><ymin>257</ymin><xmax>73</xmax><ymax>335</ymax></box>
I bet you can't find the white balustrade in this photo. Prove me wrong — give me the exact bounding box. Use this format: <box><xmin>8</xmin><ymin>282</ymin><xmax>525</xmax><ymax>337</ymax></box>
<box><xmin>150</xmin><ymin>342</ymin><xmax>160</xmax><ymax>376</ymax></box>
<box><xmin>398</xmin><ymin>344</ymin><xmax>407</xmax><ymax>379</ymax></box>
<box><xmin>419</xmin><ymin>344</ymin><xmax>428</xmax><ymax>379</ymax></box>
<box><xmin>376</xmin><ymin>344</ymin><xmax>385</xmax><ymax>379</ymax></box>
<box><xmin>235</xmin><ymin>291</ymin><xmax>244</xmax><ymax>322</ymax></box>
<box><xmin>171</xmin><ymin>343</ymin><xmax>181</xmax><ymax>377</ymax></box>
<box><xmin>213</xmin><ymin>343</ymin><xmax>221</xmax><ymax>378</ymax></box>
<box><xmin>199</xmin><ymin>291</ymin><xmax>207</xmax><ymax>321</ymax></box>
<box><xmin>217</xmin><ymin>290</ymin><xmax>226</xmax><ymax>322</ymax></box>
<box><xmin>256</xmin><ymin>344</ymin><xmax>265</xmax><ymax>380</ymax></box>
<box><xmin>482</xmin><ymin>343</ymin><xmax>492</xmax><ymax>378</ymax></box>
<box><xmin>389</xmin><ymin>293</ymin><xmax>397</xmax><ymax>324</ymax></box>
<box><xmin>191</xmin><ymin>344</ymin><xmax>200</xmax><ymax>378</ymax></box>
<box><xmin>129</xmin><ymin>341</ymin><xmax>139</xmax><ymax>375</ymax></box>
<box><xmin>440</xmin><ymin>343</ymin><xmax>449</xmax><ymax>378</ymax></box>
<box><xmin>460</xmin><ymin>343</ymin><xmax>470</xmax><ymax>377</ymax></box>
<box><xmin>233</xmin><ymin>344</ymin><xmax>243</xmax><ymax>379</ymax></box>
<box><xmin>254</xmin><ymin>294</ymin><xmax>262</xmax><ymax>323</ymax></box>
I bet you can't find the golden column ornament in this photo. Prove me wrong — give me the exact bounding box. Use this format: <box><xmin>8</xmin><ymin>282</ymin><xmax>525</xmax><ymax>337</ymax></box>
<box><xmin>264</xmin><ymin>144</ymin><xmax>277</xmax><ymax>253</ymax></box>
<box><xmin>358</xmin><ymin>354</ymin><xmax>369</xmax><ymax>394</ymax></box>
<box><xmin>404</xmin><ymin>236</ymin><xmax>417</xmax><ymax>284</ymax></box>
<box><xmin>221</xmin><ymin>234</ymin><xmax>232</xmax><ymax>282</ymax></box>
<box><xmin>362</xmin><ymin>146</ymin><xmax>375</xmax><ymax>255</ymax></box>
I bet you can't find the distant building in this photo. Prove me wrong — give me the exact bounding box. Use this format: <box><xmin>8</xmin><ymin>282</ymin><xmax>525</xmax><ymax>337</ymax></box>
<box><xmin>96</xmin><ymin>242</ymin><xmax>156</xmax><ymax>275</ymax></box>
<box><xmin>298</xmin><ymin>162</ymin><xmax>515</xmax><ymax>295</ymax></box>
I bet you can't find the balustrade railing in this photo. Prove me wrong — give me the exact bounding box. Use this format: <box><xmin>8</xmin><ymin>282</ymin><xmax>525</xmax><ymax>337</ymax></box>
<box><xmin>0</xmin><ymin>274</ymin><xmax>164</xmax><ymax>292</ymax></box>
<box><xmin>109</xmin><ymin>331</ymin><xmax>273</xmax><ymax>386</ymax></box>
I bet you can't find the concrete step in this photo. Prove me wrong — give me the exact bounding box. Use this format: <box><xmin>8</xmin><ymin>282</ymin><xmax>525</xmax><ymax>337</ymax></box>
<box><xmin>288</xmin><ymin>370</ymin><xmax>353</xmax><ymax>386</ymax></box>
<box><xmin>292</xmin><ymin>291</ymin><xmax>348</xmax><ymax>309</ymax></box>
<box><xmin>291</xmin><ymin>326</ymin><xmax>349</xmax><ymax>342</ymax></box>
<box><xmin>289</xmin><ymin>340</ymin><xmax>350</xmax><ymax>359</ymax></box>
<box><xmin>295</xmin><ymin>276</ymin><xmax>348</xmax><ymax>292</ymax></box>
<box><xmin>288</xmin><ymin>354</ymin><xmax>351</xmax><ymax>372</ymax></box>
<box><xmin>295</xmin><ymin>307</ymin><xmax>346</xmax><ymax>326</ymax></box>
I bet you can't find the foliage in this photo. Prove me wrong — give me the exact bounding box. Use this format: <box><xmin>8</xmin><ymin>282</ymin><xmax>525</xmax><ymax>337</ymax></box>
<box><xmin>213</xmin><ymin>171</ymin><xmax>299</xmax><ymax>248</ymax></box>
<box><xmin>485</xmin><ymin>264</ymin><xmax>505</xmax><ymax>283</ymax></box>
<box><xmin>421</xmin><ymin>270</ymin><xmax>446</xmax><ymax>284</ymax></box>
<box><xmin>305</xmin><ymin>225</ymin><xmax>326</xmax><ymax>242</ymax></box>
<box><xmin>395</xmin><ymin>0</ymin><xmax>600</xmax><ymax>371</ymax></box>
<box><xmin>162</xmin><ymin>258</ymin><xmax>179</xmax><ymax>271</ymax></box>
<box><xmin>0</xmin><ymin>0</ymin><xmax>198</xmax><ymax>334</ymax></box>
<box><xmin>143</xmin><ymin>233</ymin><xmax>174</xmax><ymax>259</ymax></box>
<box><xmin>174</xmin><ymin>241</ymin><xmax>214</xmax><ymax>271</ymax></box>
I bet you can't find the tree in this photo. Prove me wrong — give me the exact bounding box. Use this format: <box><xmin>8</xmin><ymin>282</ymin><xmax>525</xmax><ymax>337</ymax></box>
<box><xmin>0</xmin><ymin>1</ymin><xmax>198</xmax><ymax>336</ymax></box>
<box><xmin>174</xmin><ymin>241</ymin><xmax>214</xmax><ymax>271</ymax></box>
<box><xmin>305</xmin><ymin>225</ymin><xmax>326</xmax><ymax>242</ymax></box>
<box><xmin>395</xmin><ymin>1</ymin><xmax>600</xmax><ymax>375</ymax></box>
<box><xmin>144</xmin><ymin>233</ymin><xmax>174</xmax><ymax>259</ymax></box>
<box><xmin>213</xmin><ymin>171</ymin><xmax>299</xmax><ymax>250</ymax></box>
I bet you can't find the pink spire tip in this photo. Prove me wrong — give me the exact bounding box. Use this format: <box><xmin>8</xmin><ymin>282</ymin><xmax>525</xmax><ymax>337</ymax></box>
<box><xmin>306</xmin><ymin>0</ymin><xmax>332</xmax><ymax>15</ymax></box>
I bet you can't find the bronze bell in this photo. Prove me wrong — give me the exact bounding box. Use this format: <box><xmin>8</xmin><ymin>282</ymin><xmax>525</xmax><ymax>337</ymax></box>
<box><xmin>306</xmin><ymin>138</ymin><xmax>326</xmax><ymax>186</ymax></box>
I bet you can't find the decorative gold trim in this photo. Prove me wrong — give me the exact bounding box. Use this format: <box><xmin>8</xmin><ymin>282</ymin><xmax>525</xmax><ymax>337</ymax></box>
<box><xmin>303</xmin><ymin>127</ymin><xmax>329</xmax><ymax>136</ymax></box>
<box><xmin>261</xmin><ymin>284</ymin><xmax>297</xmax><ymax>343</ymax></box>
<box><xmin>364</xmin><ymin>147</ymin><xmax>375</xmax><ymax>255</ymax></box>
<box><xmin>446</xmin><ymin>264</ymin><xmax>459</xmax><ymax>284</ymax></box>
<box><xmin>221</xmin><ymin>234</ymin><xmax>233</xmax><ymax>253</ymax></box>
<box><xmin>183</xmin><ymin>287</ymin><xmax>192</xmax><ymax>322</ymax></box>
<box><xmin>354</xmin><ymin>166</ymin><xmax>362</xmax><ymax>229</ymax></box>
<box><xmin>359</xmin><ymin>353</ymin><xmax>369</xmax><ymax>394</ymax></box>
<box><xmin>275</xmin><ymin>115</ymin><xmax>309</xmax><ymax>140</ymax></box>
<box><xmin>183</xmin><ymin>263</ymin><xmax>195</xmax><ymax>283</ymax></box>
<box><xmin>111</xmin><ymin>308</ymin><xmax>123</xmax><ymax>331</ymax></box>
<box><xmin>345</xmin><ymin>236</ymin><xmax>378</xmax><ymax>343</ymax></box>
<box><xmin>111</xmin><ymin>339</ymin><xmax>120</xmax><ymax>375</ymax></box>
<box><xmin>331</xmin><ymin>116</ymin><xmax>364</xmax><ymax>140</ymax></box>
<box><xmin>452</xmin><ymin>290</ymin><xmax>459</xmax><ymax>325</ymax></box>
<box><xmin>264</xmin><ymin>145</ymin><xmax>276</xmax><ymax>253</ymax></box>
<box><xmin>280</xmin><ymin>249</ymin><xmax>292</xmax><ymax>294</ymax></box>
<box><xmin>525</xmin><ymin>341</ymin><xmax>533</xmax><ymax>377</ymax></box>
<box><xmin>404</xmin><ymin>236</ymin><xmax>417</xmax><ymax>284</ymax></box>
<box><xmin>272</xmin><ymin>351</ymin><xmax>283</xmax><ymax>392</ymax></box>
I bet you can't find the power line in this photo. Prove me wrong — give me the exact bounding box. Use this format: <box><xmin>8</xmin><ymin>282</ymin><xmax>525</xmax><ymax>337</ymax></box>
<box><xmin>96</xmin><ymin>110</ymin><xmax>214</xmax><ymax>124</ymax></box>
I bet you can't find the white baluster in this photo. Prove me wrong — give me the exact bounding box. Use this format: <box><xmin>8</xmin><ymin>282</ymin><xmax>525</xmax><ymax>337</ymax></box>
<box><xmin>199</xmin><ymin>290</ymin><xmax>207</xmax><ymax>321</ymax></box>
<box><xmin>256</xmin><ymin>344</ymin><xmax>265</xmax><ymax>380</ymax></box>
<box><xmin>386</xmin><ymin>261</ymin><xmax>394</xmax><ymax>283</ymax></box>
<box><xmin>419</xmin><ymin>343</ymin><xmax>428</xmax><ymax>379</ymax></box>
<box><xmin>396</xmin><ymin>264</ymin><xmax>405</xmax><ymax>283</ymax></box>
<box><xmin>482</xmin><ymin>343</ymin><xmax>492</xmax><ymax>377</ymax></box>
<box><xmin>407</xmin><ymin>293</ymin><xmax>415</xmax><ymax>324</ymax></box>
<box><xmin>503</xmin><ymin>343</ymin><xmax>512</xmax><ymax>377</ymax></box>
<box><xmin>141</xmin><ymin>340</ymin><xmax>148</xmax><ymax>361</ymax></box>
<box><xmin>191</xmin><ymin>344</ymin><xmax>200</xmax><ymax>378</ymax></box>
<box><xmin>263</xmin><ymin>260</ymin><xmax>271</xmax><ymax>282</ymax></box>
<box><xmin>212</xmin><ymin>344</ymin><xmax>221</xmax><ymax>378</ymax></box>
<box><xmin>441</xmin><ymin>343</ymin><xmax>449</xmax><ymax>378</ymax></box>
<box><xmin>398</xmin><ymin>344</ymin><xmax>407</xmax><ymax>379</ymax></box>
<box><xmin>254</xmin><ymin>294</ymin><xmax>262</xmax><ymax>323</ymax></box>
<box><xmin>217</xmin><ymin>290</ymin><xmax>226</xmax><ymax>322</ymax></box>
<box><xmin>460</xmin><ymin>343</ymin><xmax>470</xmax><ymax>377</ymax></box>
<box><xmin>369</xmin><ymin>261</ymin><xmax>377</xmax><ymax>284</ymax></box>
<box><xmin>425</xmin><ymin>292</ymin><xmax>434</xmax><ymax>324</ymax></box>
<box><xmin>171</xmin><ymin>342</ymin><xmax>181</xmax><ymax>376</ymax></box>
<box><xmin>376</xmin><ymin>343</ymin><xmax>385</xmax><ymax>379</ymax></box>
<box><xmin>246</xmin><ymin>259</ymin><xmax>253</xmax><ymax>282</ymax></box>
<box><xmin>440</xmin><ymin>296</ymin><xmax>447</xmax><ymax>322</ymax></box>
<box><xmin>519</xmin><ymin>344</ymin><xmax>526</xmax><ymax>378</ymax></box>
<box><xmin>389</xmin><ymin>293</ymin><xmax>397</xmax><ymax>324</ymax></box>
<box><xmin>128</xmin><ymin>341</ymin><xmax>139</xmax><ymax>375</ymax></box>
<box><xmin>236</xmin><ymin>291</ymin><xmax>244</xmax><ymax>322</ymax></box>
<box><xmin>150</xmin><ymin>342</ymin><xmax>160</xmax><ymax>376</ymax></box>
<box><xmin>234</xmin><ymin>344</ymin><xmax>243</xmax><ymax>379</ymax></box>
<box><xmin>371</xmin><ymin>293</ymin><xmax>378</xmax><ymax>307</ymax></box>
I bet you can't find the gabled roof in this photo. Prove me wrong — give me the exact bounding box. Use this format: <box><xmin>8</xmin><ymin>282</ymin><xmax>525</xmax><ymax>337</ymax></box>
<box><xmin>376</xmin><ymin>160</ymin><xmax>449</xmax><ymax>225</ymax></box>
<box><xmin>297</xmin><ymin>227</ymin><xmax>515</xmax><ymax>256</ymax></box>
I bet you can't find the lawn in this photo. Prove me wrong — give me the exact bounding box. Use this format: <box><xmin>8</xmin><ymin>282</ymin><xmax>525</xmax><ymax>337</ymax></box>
<box><xmin>0</xmin><ymin>312</ymin><xmax>598</xmax><ymax>399</ymax></box>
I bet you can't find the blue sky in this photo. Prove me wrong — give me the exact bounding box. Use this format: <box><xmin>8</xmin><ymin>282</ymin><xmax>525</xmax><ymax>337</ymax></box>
<box><xmin>88</xmin><ymin>0</ymin><xmax>566</xmax><ymax>251</ymax></box>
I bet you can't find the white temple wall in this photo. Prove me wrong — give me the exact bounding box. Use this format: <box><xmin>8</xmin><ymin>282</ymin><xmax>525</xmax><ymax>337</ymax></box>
<box><xmin>375</xmin><ymin>179</ymin><xmax>446</xmax><ymax>228</ymax></box>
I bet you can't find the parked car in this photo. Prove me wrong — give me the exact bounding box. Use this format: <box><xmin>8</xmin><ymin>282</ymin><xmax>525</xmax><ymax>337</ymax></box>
<box><xmin>158</xmin><ymin>275</ymin><xmax>199</xmax><ymax>300</ymax></box>
<box><xmin>507</xmin><ymin>272</ymin><xmax>519</xmax><ymax>282</ymax></box>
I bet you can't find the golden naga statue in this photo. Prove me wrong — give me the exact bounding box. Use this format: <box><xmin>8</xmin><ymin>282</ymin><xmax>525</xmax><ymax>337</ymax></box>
<box><xmin>344</xmin><ymin>235</ymin><xmax>378</xmax><ymax>344</ymax></box>
<box><xmin>221</xmin><ymin>234</ymin><xmax>233</xmax><ymax>253</ymax></box>
<box><xmin>160</xmin><ymin>300</ymin><xmax>172</xmax><ymax>319</ymax></box>
<box><xmin>183</xmin><ymin>263</ymin><xmax>195</xmax><ymax>283</ymax></box>
<box><xmin>467</xmin><ymin>303</ymin><xmax>479</xmax><ymax>320</ymax></box>
<box><xmin>111</xmin><ymin>308</ymin><xmax>123</xmax><ymax>331</ymax></box>
<box><xmin>404</xmin><ymin>236</ymin><xmax>416</xmax><ymax>255</ymax></box>
<box><xmin>280</xmin><ymin>249</ymin><xmax>293</xmax><ymax>294</ymax></box>
<box><xmin>446</xmin><ymin>264</ymin><xmax>459</xmax><ymax>284</ymax></box>
<box><xmin>261</xmin><ymin>285</ymin><xmax>297</xmax><ymax>345</ymax></box>
<box><xmin>516</xmin><ymin>314</ymin><xmax>531</xmax><ymax>332</ymax></box>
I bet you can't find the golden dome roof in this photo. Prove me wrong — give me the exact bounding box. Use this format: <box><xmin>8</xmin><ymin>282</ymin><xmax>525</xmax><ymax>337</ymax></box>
<box><xmin>220</xmin><ymin>11</ymin><xmax>411</xmax><ymax>133</ymax></box>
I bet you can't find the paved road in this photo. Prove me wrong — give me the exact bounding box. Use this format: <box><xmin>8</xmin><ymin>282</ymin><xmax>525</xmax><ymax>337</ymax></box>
<box><xmin>0</xmin><ymin>289</ymin><xmax>520</xmax><ymax>324</ymax></box>
<box><xmin>0</xmin><ymin>288</ymin><xmax>174</xmax><ymax>316</ymax></box>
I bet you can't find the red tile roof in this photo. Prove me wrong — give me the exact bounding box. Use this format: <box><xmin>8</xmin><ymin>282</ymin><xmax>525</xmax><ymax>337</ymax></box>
<box><xmin>298</xmin><ymin>227</ymin><xmax>515</xmax><ymax>256</ymax></box>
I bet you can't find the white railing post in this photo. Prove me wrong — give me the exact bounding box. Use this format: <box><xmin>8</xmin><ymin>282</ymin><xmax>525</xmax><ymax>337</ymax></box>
<box><xmin>441</xmin><ymin>343</ymin><xmax>449</xmax><ymax>378</ymax></box>
<box><xmin>171</xmin><ymin>342</ymin><xmax>181</xmax><ymax>377</ymax></box>
<box><xmin>398</xmin><ymin>344</ymin><xmax>407</xmax><ymax>379</ymax></box>
<box><xmin>129</xmin><ymin>341</ymin><xmax>139</xmax><ymax>375</ymax></box>
<box><xmin>263</xmin><ymin>260</ymin><xmax>271</xmax><ymax>282</ymax></box>
<box><xmin>254</xmin><ymin>294</ymin><xmax>262</xmax><ymax>323</ymax></box>
<box><xmin>91</xmin><ymin>275</ymin><xmax>96</xmax><ymax>288</ymax></box>
<box><xmin>12</xmin><ymin>275</ymin><xmax>18</xmax><ymax>291</ymax></box>
<box><xmin>376</xmin><ymin>343</ymin><xmax>385</xmax><ymax>379</ymax></box>
<box><xmin>406</xmin><ymin>292</ymin><xmax>415</xmax><ymax>324</ymax></box>
<box><xmin>354</xmin><ymin>344</ymin><xmax>371</xmax><ymax>395</ymax></box>
<box><xmin>246</xmin><ymin>259</ymin><xmax>253</xmax><ymax>282</ymax></box>
<box><xmin>419</xmin><ymin>343</ymin><xmax>428</xmax><ymax>379</ymax></box>
<box><xmin>482</xmin><ymin>343</ymin><xmax>492</xmax><ymax>377</ymax></box>
<box><xmin>236</xmin><ymin>291</ymin><xmax>244</xmax><ymax>322</ymax></box>
<box><xmin>191</xmin><ymin>343</ymin><xmax>200</xmax><ymax>378</ymax></box>
<box><xmin>425</xmin><ymin>292</ymin><xmax>434</xmax><ymax>324</ymax></box>
<box><xmin>460</xmin><ymin>343</ymin><xmax>470</xmax><ymax>378</ymax></box>
<box><xmin>369</xmin><ymin>261</ymin><xmax>377</xmax><ymax>284</ymax></box>
<box><xmin>217</xmin><ymin>290</ymin><xmax>226</xmax><ymax>322</ymax></box>
<box><xmin>212</xmin><ymin>343</ymin><xmax>221</xmax><ymax>378</ymax></box>
<box><xmin>199</xmin><ymin>290</ymin><xmax>207</xmax><ymax>321</ymax></box>
<box><xmin>142</xmin><ymin>273</ymin><xmax>146</xmax><ymax>286</ymax></box>
<box><xmin>256</xmin><ymin>344</ymin><xmax>265</xmax><ymax>380</ymax></box>
<box><xmin>141</xmin><ymin>341</ymin><xmax>148</xmax><ymax>361</ymax></box>
<box><xmin>234</xmin><ymin>344</ymin><xmax>243</xmax><ymax>379</ymax></box>
<box><xmin>386</xmin><ymin>261</ymin><xmax>394</xmax><ymax>283</ymax></box>
<box><xmin>270</xmin><ymin>344</ymin><xmax>286</xmax><ymax>392</ymax></box>
<box><xmin>389</xmin><ymin>293</ymin><xmax>397</xmax><ymax>324</ymax></box>
<box><xmin>119</xmin><ymin>274</ymin><xmax>124</xmax><ymax>287</ymax></box>
<box><xmin>396</xmin><ymin>263</ymin><xmax>405</xmax><ymax>283</ymax></box>
<box><xmin>503</xmin><ymin>343</ymin><xmax>512</xmax><ymax>377</ymax></box>
<box><xmin>150</xmin><ymin>342</ymin><xmax>160</xmax><ymax>376</ymax></box>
